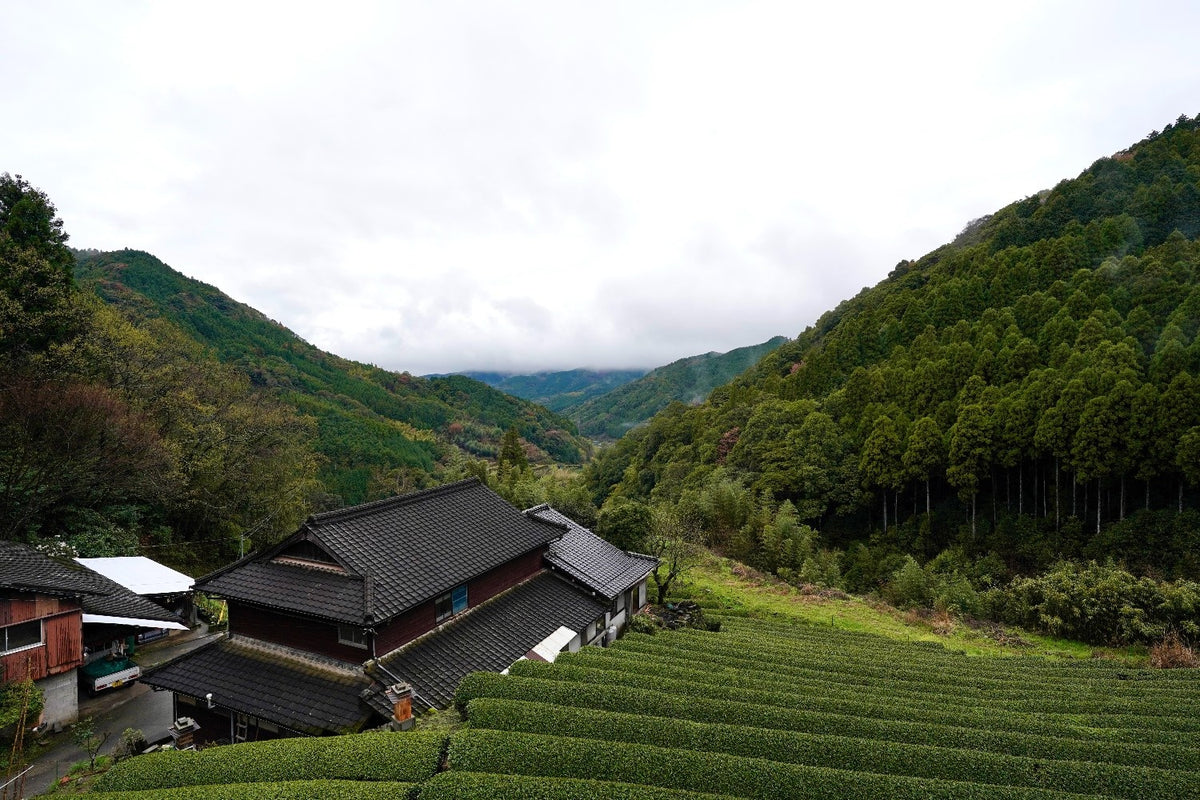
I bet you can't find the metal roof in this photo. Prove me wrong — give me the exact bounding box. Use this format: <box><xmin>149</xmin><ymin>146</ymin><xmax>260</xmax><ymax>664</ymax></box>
<box><xmin>74</xmin><ymin>556</ymin><xmax>193</xmax><ymax>595</ymax></box>
<box><xmin>0</xmin><ymin>541</ymin><xmax>183</xmax><ymax>625</ymax></box>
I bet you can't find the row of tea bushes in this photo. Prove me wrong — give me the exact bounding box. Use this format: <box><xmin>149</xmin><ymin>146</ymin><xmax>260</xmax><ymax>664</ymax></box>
<box><xmin>447</xmin><ymin>728</ymin><xmax>1113</xmax><ymax>800</ymax></box>
<box><xmin>93</xmin><ymin>732</ymin><xmax>446</xmax><ymax>793</ymax></box>
<box><xmin>452</xmin><ymin>671</ymin><xmax>1199</xmax><ymax>770</ymax></box>
<box><xmin>462</xmin><ymin>697</ymin><xmax>1195</xmax><ymax>799</ymax></box>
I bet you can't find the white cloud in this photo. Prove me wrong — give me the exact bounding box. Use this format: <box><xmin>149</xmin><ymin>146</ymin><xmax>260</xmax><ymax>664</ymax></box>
<box><xmin>3</xmin><ymin>1</ymin><xmax>1200</xmax><ymax>374</ymax></box>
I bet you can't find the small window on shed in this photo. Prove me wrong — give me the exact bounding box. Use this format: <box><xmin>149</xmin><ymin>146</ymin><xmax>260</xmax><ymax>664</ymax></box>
<box><xmin>2</xmin><ymin>620</ymin><xmax>42</xmax><ymax>654</ymax></box>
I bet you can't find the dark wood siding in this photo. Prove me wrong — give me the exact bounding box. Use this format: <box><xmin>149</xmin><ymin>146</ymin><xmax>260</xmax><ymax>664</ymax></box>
<box><xmin>227</xmin><ymin>548</ymin><xmax>549</xmax><ymax>661</ymax></box>
<box><xmin>469</xmin><ymin>548</ymin><xmax>544</xmax><ymax>606</ymax></box>
<box><xmin>44</xmin><ymin>612</ymin><xmax>83</xmax><ymax>674</ymax></box>
<box><xmin>374</xmin><ymin>549</ymin><xmax>547</xmax><ymax>655</ymax></box>
<box><xmin>374</xmin><ymin>604</ymin><xmax>437</xmax><ymax>654</ymax></box>
<box><xmin>1</xmin><ymin>596</ymin><xmax>83</xmax><ymax>681</ymax></box>
<box><xmin>1</xmin><ymin>594</ymin><xmax>77</xmax><ymax>626</ymax></box>
<box><xmin>1</xmin><ymin>644</ymin><xmax>48</xmax><ymax>683</ymax></box>
<box><xmin>229</xmin><ymin>602</ymin><xmax>366</xmax><ymax>664</ymax></box>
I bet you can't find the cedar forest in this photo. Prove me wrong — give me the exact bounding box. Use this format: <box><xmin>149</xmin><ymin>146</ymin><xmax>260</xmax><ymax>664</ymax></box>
<box><xmin>4</xmin><ymin>115</ymin><xmax>1200</xmax><ymax>648</ymax></box>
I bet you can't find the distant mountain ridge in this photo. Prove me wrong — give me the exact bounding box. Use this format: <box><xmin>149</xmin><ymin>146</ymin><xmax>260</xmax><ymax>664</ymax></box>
<box><xmin>453</xmin><ymin>368</ymin><xmax>647</xmax><ymax>413</ymax></box>
<box><xmin>464</xmin><ymin>337</ymin><xmax>788</xmax><ymax>440</ymax></box>
<box><xmin>569</xmin><ymin>336</ymin><xmax>789</xmax><ymax>438</ymax></box>
<box><xmin>74</xmin><ymin>250</ymin><xmax>591</xmax><ymax>505</ymax></box>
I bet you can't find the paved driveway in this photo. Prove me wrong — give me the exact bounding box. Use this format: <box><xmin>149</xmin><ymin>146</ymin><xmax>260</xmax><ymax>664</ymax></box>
<box><xmin>18</xmin><ymin>626</ymin><xmax>222</xmax><ymax>798</ymax></box>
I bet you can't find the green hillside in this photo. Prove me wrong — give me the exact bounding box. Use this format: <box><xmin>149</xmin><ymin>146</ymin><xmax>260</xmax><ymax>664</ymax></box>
<box><xmin>89</xmin><ymin>613</ymin><xmax>1200</xmax><ymax>798</ymax></box>
<box><xmin>74</xmin><ymin>249</ymin><xmax>590</xmax><ymax>504</ymax></box>
<box><xmin>571</xmin><ymin>336</ymin><xmax>788</xmax><ymax>439</ymax></box>
<box><xmin>458</xmin><ymin>368</ymin><xmax>647</xmax><ymax>413</ymax></box>
<box><xmin>583</xmin><ymin>115</ymin><xmax>1200</xmax><ymax>592</ymax></box>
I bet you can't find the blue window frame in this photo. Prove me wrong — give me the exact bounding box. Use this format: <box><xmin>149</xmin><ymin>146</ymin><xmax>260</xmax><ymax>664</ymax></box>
<box><xmin>452</xmin><ymin>585</ymin><xmax>468</xmax><ymax>614</ymax></box>
<box><xmin>435</xmin><ymin>585</ymin><xmax>468</xmax><ymax>622</ymax></box>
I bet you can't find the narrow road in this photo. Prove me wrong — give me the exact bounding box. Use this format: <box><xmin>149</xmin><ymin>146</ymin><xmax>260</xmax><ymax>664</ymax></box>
<box><xmin>18</xmin><ymin>625</ymin><xmax>222</xmax><ymax>798</ymax></box>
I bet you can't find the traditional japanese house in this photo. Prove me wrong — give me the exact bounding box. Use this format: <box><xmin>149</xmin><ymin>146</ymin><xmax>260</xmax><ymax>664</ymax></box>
<box><xmin>143</xmin><ymin>478</ymin><xmax>655</xmax><ymax>743</ymax></box>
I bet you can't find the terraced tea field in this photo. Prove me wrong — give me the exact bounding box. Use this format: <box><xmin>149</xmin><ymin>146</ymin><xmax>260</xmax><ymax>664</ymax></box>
<box><xmin>90</xmin><ymin>615</ymin><xmax>1200</xmax><ymax>799</ymax></box>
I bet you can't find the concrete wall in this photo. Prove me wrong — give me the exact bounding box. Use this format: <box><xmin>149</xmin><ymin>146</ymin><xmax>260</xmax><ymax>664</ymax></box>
<box><xmin>36</xmin><ymin>668</ymin><xmax>78</xmax><ymax>728</ymax></box>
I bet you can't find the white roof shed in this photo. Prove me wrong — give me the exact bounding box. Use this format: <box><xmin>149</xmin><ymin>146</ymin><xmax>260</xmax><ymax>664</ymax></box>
<box><xmin>74</xmin><ymin>556</ymin><xmax>193</xmax><ymax>596</ymax></box>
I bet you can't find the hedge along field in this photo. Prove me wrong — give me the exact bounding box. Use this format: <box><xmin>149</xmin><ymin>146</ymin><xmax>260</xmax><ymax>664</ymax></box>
<box><xmin>92</xmin><ymin>731</ymin><xmax>446</xmax><ymax>793</ymax></box>
<box><xmin>503</xmin><ymin>658</ymin><xmax>1199</xmax><ymax>742</ymax></box>
<box><xmin>607</xmin><ymin>630</ymin><xmax>1200</xmax><ymax>717</ymax></box>
<box><xmin>541</xmin><ymin>643</ymin><xmax>1200</xmax><ymax>720</ymax></box>
<box><xmin>84</xmin><ymin>780</ymin><xmax>417</xmax><ymax>800</ymax></box>
<box><xmin>628</xmin><ymin>624</ymin><xmax>1200</xmax><ymax>692</ymax></box>
<box><xmin>453</xmin><ymin>670</ymin><xmax>1200</xmax><ymax>771</ymax></box>
<box><xmin>446</xmin><ymin>729</ymin><xmax>1112</xmax><ymax>800</ymax></box>
<box><xmin>463</xmin><ymin>697</ymin><xmax>1196</xmax><ymax>799</ymax></box>
<box><xmin>454</xmin><ymin>619</ymin><xmax>1200</xmax><ymax>797</ymax></box>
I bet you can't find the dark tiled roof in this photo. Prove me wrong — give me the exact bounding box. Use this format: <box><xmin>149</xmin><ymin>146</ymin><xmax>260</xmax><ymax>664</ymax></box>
<box><xmin>527</xmin><ymin>505</ymin><xmax>658</xmax><ymax>601</ymax></box>
<box><xmin>378</xmin><ymin>571</ymin><xmax>606</xmax><ymax>709</ymax></box>
<box><xmin>198</xmin><ymin>479</ymin><xmax>563</xmax><ymax>624</ymax></box>
<box><xmin>142</xmin><ymin>636</ymin><xmax>375</xmax><ymax>736</ymax></box>
<box><xmin>200</xmin><ymin>562</ymin><xmax>365</xmax><ymax>623</ymax></box>
<box><xmin>0</xmin><ymin>541</ymin><xmax>181</xmax><ymax>624</ymax></box>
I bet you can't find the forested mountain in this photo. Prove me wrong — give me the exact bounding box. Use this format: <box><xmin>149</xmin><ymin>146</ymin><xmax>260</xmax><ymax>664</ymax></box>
<box><xmin>1</xmin><ymin>182</ymin><xmax>592</xmax><ymax>574</ymax></box>
<box><xmin>455</xmin><ymin>368</ymin><xmax>647</xmax><ymax>413</ymax></box>
<box><xmin>570</xmin><ymin>336</ymin><xmax>789</xmax><ymax>439</ymax></box>
<box><xmin>74</xmin><ymin>250</ymin><xmax>590</xmax><ymax>504</ymax></box>
<box><xmin>585</xmin><ymin>115</ymin><xmax>1200</xmax><ymax>593</ymax></box>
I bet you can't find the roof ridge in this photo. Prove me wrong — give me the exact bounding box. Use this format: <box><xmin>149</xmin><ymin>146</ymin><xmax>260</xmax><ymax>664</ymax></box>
<box><xmin>307</xmin><ymin>477</ymin><xmax>483</xmax><ymax>526</ymax></box>
<box><xmin>523</xmin><ymin>504</ymin><xmax>572</xmax><ymax>533</ymax></box>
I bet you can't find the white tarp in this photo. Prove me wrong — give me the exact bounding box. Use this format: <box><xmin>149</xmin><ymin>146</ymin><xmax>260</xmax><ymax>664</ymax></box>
<box><xmin>75</xmin><ymin>556</ymin><xmax>193</xmax><ymax>595</ymax></box>
<box><xmin>81</xmin><ymin>613</ymin><xmax>188</xmax><ymax>631</ymax></box>
<box><xmin>529</xmin><ymin>625</ymin><xmax>577</xmax><ymax>662</ymax></box>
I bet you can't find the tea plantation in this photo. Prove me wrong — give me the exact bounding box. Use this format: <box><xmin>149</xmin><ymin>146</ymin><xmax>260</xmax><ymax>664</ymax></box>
<box><xmin>89</xmin><ymin>616</ymin><xmax>1200</xmax><ymax>799</ymax></box>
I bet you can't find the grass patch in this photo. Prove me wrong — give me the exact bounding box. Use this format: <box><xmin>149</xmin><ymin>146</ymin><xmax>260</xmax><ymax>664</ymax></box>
<box><xmin>675</xmin><ymin>551</ymin><xmax>1143</xmax><ymax>663</ymax></box>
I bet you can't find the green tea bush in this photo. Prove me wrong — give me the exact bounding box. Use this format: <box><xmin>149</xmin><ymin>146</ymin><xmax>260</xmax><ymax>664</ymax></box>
<box><xmin>466</xmin><ymin>698</ymin><xmax>1198</xmax><ymax>798</ymax></box>
<box><xmin>447</xmin><ymin>729</ymin><xmax>1109</xmax><ymax>800</ymax></box>
<box><xmin>417</xmin><ymin>771</ymin><xmax>734</xmax><ymax>799</ymax></box>
<box><xmin>548</xmin><ymin>643</ymin><xmax>1200</xmax><ymax>717</ymax></box>
<box><xmin>85</xmin><ymin>780</ymin><xmax>414</xmax><ymax>800</ymax></box>
<box><xmin>93</xmin><ymin>732</ymin><xmax>446</xmax><ymax>792</ymax></box>
<box><xmin>454</xmin><ymin>673</ymin><xmax>1200</xmax><ymax>770</ymax></box>
<box><xmin>505</xmin><ymin>659</ymin><xmax>1199</xmax><ymax>739</ymax></box>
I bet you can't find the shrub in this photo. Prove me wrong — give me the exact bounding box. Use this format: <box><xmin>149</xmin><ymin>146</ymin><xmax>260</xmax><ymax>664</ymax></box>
<box><xmin>85</xmin><ymin>780</ymin><xmax>415</xmax><ymax>799</ymax></box>
<box><xmin>464</xmin><ymin>697</ymin><xmax>1200</xmax><ymax>799</ymax></box>
<box><xmin>1150</xmin><ymin>630</ymin><xmax>1199</xmax><ymax>668</ymax></box>
<box><xmin>454</xmin><ymin>672</ymin><xmax>1200</xmax><ymax>770</ymax></box>
<box><xmin>418</xmin><ymin>771</ymin><xmax>730</xmax><ymax>800</ymax></box>
<box><xmin>448</xmin><ymin>729</ymin><xmax>1135</xmax><ymax>800</ymax></box>
<box><xmin>93</xmin><ymin>731</ymin><xmax>445</xmax><ymax>792</ymax></box>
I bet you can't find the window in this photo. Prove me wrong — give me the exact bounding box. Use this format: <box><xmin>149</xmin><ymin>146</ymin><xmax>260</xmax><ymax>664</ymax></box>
<box><xmin>337</xmin><ymin>624</ymin><xmax>367</xmax><ymax>649</ymax></box>
<box><xmin>435</xmin><ymin>585</ymin><xmax>468</xmax><ymax>622</ymax></box>
<box><xmin>2</xmin><ymin>620</ymin><xmax>42</xmax><ymax>654</ymax></box>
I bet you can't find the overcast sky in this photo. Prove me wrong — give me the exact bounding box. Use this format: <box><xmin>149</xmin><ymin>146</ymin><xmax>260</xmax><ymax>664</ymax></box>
<box><xmin>3</xmin><ymin>2</ymin><xmax>1198</xmax><ymax>374</ymax></box>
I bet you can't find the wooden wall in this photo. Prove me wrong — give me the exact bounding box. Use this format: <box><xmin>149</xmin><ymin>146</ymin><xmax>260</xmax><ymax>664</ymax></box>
<box><xmin>229</xmin><ymin>547</ymin><xmax>550</xmax><ymax>662</ymax></box>
<box><xmin>229</xmin><ymin>602</ymin><xmax>368</xmax><ymax>664</ymax></box>
<box><xmin>376</xmin><ymin>547</ymin><xmax>547</xmax><ymax>654</ymax></box>
<box><xmin>1</xmin><ymin>594</ymin><xmax>83</xmax><ymax>682</ymax></box>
